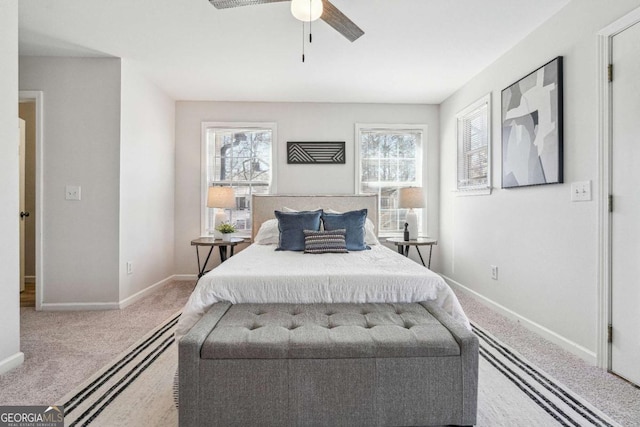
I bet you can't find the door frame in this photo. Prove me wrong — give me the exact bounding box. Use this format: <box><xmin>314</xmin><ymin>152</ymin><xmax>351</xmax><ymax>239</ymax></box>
<box><xmin>19</xmin><ymin>118</ymin><xmax>25</xmax><ymax>292</ymax></box>
<box><xmin>19</xmin><ymin>90</ymin><xmax>44</xmax><ymax>310</ymax></box>
<box><xmin>596</xmin><ymin>6</ymin><xmax>640</xmax><ymax>371</ymax></box>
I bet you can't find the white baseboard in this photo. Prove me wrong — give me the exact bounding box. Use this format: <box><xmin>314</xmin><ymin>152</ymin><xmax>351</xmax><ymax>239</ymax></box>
<box><xmin>38</xmin><ymin>275</ymin><xmax>194</xmax><ymax>311</ymax></box>
<box><xmin>40</xmin><ymin>302</ymin><xmax>120</xmax><ymax>311</ymax></box>
<box><xmin>0</xmin><ymin>352</ymin><xmax>25</xmax><ymax>375</ymax></box>
<box><xmin>118</xmin><ymin>276</ymin><xmax>176</xmax><ymax>309</ymax></box>
<box><xmin>443</xmin><ymin>275</ymin><xmax>597</xmax><ymax>365</ymax></box>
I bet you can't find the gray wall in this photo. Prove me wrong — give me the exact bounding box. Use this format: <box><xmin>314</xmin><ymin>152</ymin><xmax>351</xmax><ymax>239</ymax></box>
<box><xmin>438</xmin><ymin>0</ymin><xmax>640</xmax><ymax>362</ymax></box>
<box><xmin>0</xmin><ymin>0</ymin><xmax>22</xmax><ymax>373</ymax></box>
<box><xmin>19</xmin><ymin>57</ymin><xmax>177</xmax><ymax>307</ymax></box>
<box><xmin>119</xmin><ymin>61</ymin><xmax>176</xmax><ymax>300</ymax></box>
<box><xmin>20</xmin><ymin>57</ymin><xmax>122</xmax><ymax>304</ymax></box>
<box><xmin>174</xmin><ymin>101</ymin><xmax>439</xmax><ymax>274</ymax></box>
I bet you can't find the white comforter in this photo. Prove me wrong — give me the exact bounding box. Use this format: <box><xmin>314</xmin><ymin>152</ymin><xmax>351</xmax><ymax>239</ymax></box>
<box><xmin>175</xmin><ymin>243</ymin><xmax>470</xmax><ymax>338</ymax></box>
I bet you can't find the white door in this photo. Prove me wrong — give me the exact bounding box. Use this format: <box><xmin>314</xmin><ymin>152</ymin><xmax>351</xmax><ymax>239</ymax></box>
<box><xmin>610</xmin><ymin>20</ymin><xmax>640</xmax><ymax>386</ymax></box>
<box><xmin>19</xmin><ymin>118</ymin><xmax>26</xmax><ymax>293</ymax></box>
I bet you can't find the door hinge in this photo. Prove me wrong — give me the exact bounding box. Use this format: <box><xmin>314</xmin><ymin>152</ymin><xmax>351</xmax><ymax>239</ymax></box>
<box><xmin>608</xmin><ymin>64</ymin><xmax>613</xmax><ymax>82</ymax></box>
<box><xmin>608</xmin><ymin>324</ymin><xmax>613</xmax><ymax>343</ymax></box>
<box><xmin>608</xmin><ymin>195</ymin><xmax>613</xmax><ymax>213</ymax></box>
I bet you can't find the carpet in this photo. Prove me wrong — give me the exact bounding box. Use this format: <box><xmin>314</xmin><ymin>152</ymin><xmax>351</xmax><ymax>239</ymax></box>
<box><xmin>58</xmin><ymin>314</ymin><xmax>621</xmax><ymax>426</ymax></box>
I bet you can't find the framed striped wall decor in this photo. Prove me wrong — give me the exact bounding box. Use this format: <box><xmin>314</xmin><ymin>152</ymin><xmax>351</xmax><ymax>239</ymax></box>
<box><xmin>287</xmin><ymin>141</ymin><xmax>346</xmax><ymax>164</ymax></box>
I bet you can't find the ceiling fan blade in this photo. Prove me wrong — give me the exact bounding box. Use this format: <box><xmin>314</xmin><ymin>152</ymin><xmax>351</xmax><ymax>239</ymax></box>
<box><xmin>321</xmin><ymin>0</ymin><xmax>364</xmax><ymax>42</ymax></box>
<box><xmin>209</xmin><ymin>0</ymin><xmax>364</xmax><ymax>42</ymax></box>
<box><xmin>209</xmin><ymin>0</ymin><xmax>288</xmax><ymax>9</ymax></box>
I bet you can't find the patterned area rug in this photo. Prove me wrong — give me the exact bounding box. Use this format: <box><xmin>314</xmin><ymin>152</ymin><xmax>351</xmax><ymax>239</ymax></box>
<box><xmin>58</xmin><ymin>314</ymin><xmax>621</xmax><ymax>426</ymax></box>
<box><xmin>472</xmin><ymin>324</ymin><xmax>620</xmax><ymax>427</ymax></box>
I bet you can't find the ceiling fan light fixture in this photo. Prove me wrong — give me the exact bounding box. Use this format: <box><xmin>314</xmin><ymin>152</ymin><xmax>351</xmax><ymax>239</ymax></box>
<box><xmin>291</xmin><ymin>0</ymin><xmax>323</xmax><ymax>22</ymax></box>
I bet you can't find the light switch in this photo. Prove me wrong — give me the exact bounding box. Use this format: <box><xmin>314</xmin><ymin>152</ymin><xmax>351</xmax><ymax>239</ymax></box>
<box><xmin>571</xmin><ymin>181</ymin><xmax>591</xmax><ymax>202</ymax></box>
<box><xmin>65</xmin><ymin>185</ymin><xmax>81</xmax><ymax>201</ymax></box>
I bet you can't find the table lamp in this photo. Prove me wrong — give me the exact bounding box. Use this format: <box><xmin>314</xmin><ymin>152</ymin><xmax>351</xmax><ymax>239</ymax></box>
<box><xmin>207</xmin><ymin>186</ymin><xmax>236</xmax><ymax>238</ymax></box>
<box><xmin>399</xmin><ymin>187</ymin><xmax>424</xmax><ymax>240</ymax></box>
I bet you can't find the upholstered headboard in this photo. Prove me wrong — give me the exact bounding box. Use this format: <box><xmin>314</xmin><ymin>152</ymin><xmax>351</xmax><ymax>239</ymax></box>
<box><xmin>251</xmin><ymin>194</ymin><xmax>379</xmax><ymax>241</ymax></box>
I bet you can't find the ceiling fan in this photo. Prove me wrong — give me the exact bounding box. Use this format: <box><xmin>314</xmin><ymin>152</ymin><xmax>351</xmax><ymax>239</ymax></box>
<box><xmin>209</xmin><ymin>0</ymin><xmax>365</xmax><ymax>42</ymax></box>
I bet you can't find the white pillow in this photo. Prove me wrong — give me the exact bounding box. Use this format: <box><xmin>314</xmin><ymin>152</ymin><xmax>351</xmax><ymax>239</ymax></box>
<box><xmin>325</xmin><ymin>208</ymin><xmax>380</xmax><ymax>245</ymax></box>
<box><xmin>364</xmin><ymin>219</ymin><xmax>380</xmax><ymax>245</ymax></box>
<box><xmin>282</xmin><ymin>206</ymin><xmax>322</xmax><ymax>213</ymax></box>
<box><xmin>254</xmin><ymin>219</ymin><xmax>279</xmax><ymax>245</ymax></box>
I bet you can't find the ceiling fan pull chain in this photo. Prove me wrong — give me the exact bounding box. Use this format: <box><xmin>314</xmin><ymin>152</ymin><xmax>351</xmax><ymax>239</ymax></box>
<box><xmin>302</xmin><ymin>21</ymin><xmax>305</xmax><ymax>62</ymax></box>
<box><xmin>309</xmin><ymin>0</ymin><xmax>313</xmax><ymax>43</ymax></box>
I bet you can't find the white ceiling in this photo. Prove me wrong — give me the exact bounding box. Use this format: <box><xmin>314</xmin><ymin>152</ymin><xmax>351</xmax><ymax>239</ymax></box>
<box><xmin>18</xmin><ymin>0</ymin><xmax>570</xmax><ymax>104</ymax></box>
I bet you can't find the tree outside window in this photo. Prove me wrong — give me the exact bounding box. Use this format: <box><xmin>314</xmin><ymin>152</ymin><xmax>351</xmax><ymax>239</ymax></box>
<box><xmin>356</xmin><ymin>124</ymin><xmax>425</xmax><ymax>235</ymax></box>
<box><xmin>202</xmin><ymin>123</ymin><xmax>276</xmax><ymax>236</ymax></box>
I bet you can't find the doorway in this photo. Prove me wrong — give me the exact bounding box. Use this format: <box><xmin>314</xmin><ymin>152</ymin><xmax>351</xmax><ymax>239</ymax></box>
<box><xmin>18</xmin><ymin>105</ymin><xmax>33</xmax><ymax>306</ymax></box>
<box><xmin>609</xmin><ymin>20</ymin><xmax>640</xmax><ymax>387</ymax></box>
<box><xmin>18</xmin><ymin>91</ymin><xmax>43</xmax><ymax>310</ymax></box>
<box><xmin>597</xmin><ymin>6</ymin><xmax>640</xmax><ymax>387</ymax></box>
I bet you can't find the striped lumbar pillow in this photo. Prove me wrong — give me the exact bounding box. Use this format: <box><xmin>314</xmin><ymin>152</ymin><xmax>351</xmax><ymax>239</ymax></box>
<box><xmin>303</xmin><ymin>229</ymin><xmax>348</xmax><ymax>254</ymax></box>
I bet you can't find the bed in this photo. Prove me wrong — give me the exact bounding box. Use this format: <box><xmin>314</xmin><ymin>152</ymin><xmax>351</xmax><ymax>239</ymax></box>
<box><xmin>175</xmin><ymin>194</ymin><xmax>470</xmax><ymax>339</ymax></box>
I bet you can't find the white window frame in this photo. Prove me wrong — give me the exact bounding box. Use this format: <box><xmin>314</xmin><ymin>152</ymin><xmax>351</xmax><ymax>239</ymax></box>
<box><xmin>355</xmin><ymin>123</ymin><xmax>427</xmax><ymax>237</ymax></box>
<box><xmin>456</xmin><ymin>93</ymin><xmax>492</xmax><ymax>195</ymax></box>
<box><xmin>201</xmin><ymin>122</ymin><xmax>278</xmax><ymax>237</ymax></box>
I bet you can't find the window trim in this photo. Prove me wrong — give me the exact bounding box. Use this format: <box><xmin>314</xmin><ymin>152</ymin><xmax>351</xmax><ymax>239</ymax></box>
<box><xmin>456</xmin><ymin>93</ymin><xmax>492</xmax><ymax>195</ymax></box>
<box><xmin>200</xmin><ymin>121</ymin><xmax>278</xmax><ymax>237</ymax></box>
<box><xmin>355</xmin><ymin>123</ymin><xmax>428</xmax><ymax>237</ymax></box>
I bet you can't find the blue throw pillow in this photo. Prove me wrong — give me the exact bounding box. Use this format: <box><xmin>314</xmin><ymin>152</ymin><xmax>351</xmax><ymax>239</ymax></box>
<box><xmin>321</xmin><ymin>209</ymin><xmax>370</xmax><ymax>251</ymax></box>
<box><xmin>275</xmin><ymin>210</ymin><xmax>323</xmax><ymax>251</ymax></box>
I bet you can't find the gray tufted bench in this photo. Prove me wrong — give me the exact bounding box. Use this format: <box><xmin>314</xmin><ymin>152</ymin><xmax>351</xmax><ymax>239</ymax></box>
<box><xmin>179</xmin><ymin>302</ymin><xmax>478</xmax><ymax>426</ymax></box>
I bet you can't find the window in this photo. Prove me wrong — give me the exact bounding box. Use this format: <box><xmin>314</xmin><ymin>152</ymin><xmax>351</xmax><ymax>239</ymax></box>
<box><xmin>356</xmin><ymin>124</ymin><xmax>425</xmax><ymax>236</ymax></box>
<box><xmin>201</xmin><ymin>122</ymin><xmax>277</xmax><ymax>236</ymax></box>
<box><xmin>457</xmin><ymin>94</ymin><xmax>491</xmax><ymax>194</ymax></box>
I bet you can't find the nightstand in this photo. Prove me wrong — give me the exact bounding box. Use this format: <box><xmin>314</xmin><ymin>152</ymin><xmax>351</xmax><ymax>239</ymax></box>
<box><xmin>191</xmin><ymin>237</ymin><xmax>245</xmax><ymax>278</ymax></box>
<box><xmin>386</xmin><ymin>237</ymin><xmax>438</xmax><ymax>269</ymax></box>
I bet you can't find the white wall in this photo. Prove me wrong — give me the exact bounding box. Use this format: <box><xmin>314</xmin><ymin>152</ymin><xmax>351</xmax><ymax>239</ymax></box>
<box><xmin>439</xmin><ymin>0</ymin><xmax>640</xmax><ymax>363</ymax></box>
<box><xmin>0</xmin><ymin>0</ymin><xmax>23</xmax><ymax>374</ymax></box>
<box><xmin>19</xmin><ymin>57</ymin><xmax>122</xmax><ymax>305</ymax></box>
<box><xmin>119</xmin><ymin>61</ymin><xmax>175</xmax><ymax>300</ymax></box>
<box><xmin>175</xmin><ymin>102</ymin><xmax>439</xmax><ymax>274</ymax></box>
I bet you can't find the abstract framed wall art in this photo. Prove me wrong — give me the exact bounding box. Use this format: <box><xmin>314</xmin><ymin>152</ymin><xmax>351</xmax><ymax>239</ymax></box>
<box><xmin>501</xmin><ymin>56</ymin><xmax>563</xmax><ymax>188</ymax></box>
<box><xmin>287</xmin><ymin>141</ymin><xmax>346</xmax><ymax>164</ymax></box>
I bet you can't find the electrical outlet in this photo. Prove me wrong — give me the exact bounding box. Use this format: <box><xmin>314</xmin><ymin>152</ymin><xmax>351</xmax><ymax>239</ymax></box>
<box><xmin>126</xmin><ymin>262</ymin><xmax>133</xmax><ymax>275</ymax></box>
<box><xmin>491</xmin><ymin>265</ymin><xmax>498</xmax><ymax>280</ymax></box>
<box><xmin>65</xmin><ymin>185</ymin><xmax>81</xmax><ymax>201</ymax></box>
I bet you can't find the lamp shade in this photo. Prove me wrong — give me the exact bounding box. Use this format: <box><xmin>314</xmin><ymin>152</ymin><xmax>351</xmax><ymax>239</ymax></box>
<box><xmin>207</xmin><ymin>186</ymin><xmax>236</xmax><ymax>209</ymax></box>
<box><xmin>291</xmin><ymin>0</ymin><xmax>323</xmax><ymax>22</ymax></box>
<box><xmin>398</xmin><ymin>187</ymin><xmax>425</xmax><ymax>209</ymax></box>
